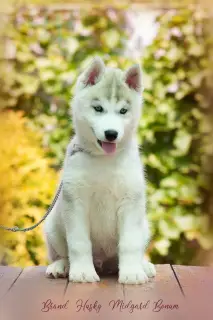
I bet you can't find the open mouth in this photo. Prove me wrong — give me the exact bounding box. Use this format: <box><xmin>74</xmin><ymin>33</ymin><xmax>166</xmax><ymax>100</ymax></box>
<box><xmin>97</xmin><ymin>139</ymin><xmax>117</xmax><ymax>155</ymax></box>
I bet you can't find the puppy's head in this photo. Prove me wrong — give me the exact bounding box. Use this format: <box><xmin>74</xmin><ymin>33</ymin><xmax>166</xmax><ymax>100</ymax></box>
<box><xmin>72</xmin><ymin>56</ymin><xmax>143</xmax><ymax>155</ymax></box>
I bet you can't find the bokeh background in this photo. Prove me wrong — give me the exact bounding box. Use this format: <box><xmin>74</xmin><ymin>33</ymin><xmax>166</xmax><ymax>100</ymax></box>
<box><xmin>0</xmin><ymin>0</ymin><xmax>213</xmax><ymax>267</ymax></box>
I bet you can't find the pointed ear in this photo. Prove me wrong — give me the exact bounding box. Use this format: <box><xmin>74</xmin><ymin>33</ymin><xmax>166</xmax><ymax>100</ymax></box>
<box><xmin>82</xmin><ymin>56</ymin><xmax>105</xmax><ymax>87</ymax></box>
<box><xmin>124</xmin><ymin>64</ymin><xmax>142</xmax><ymax>92</ymax></box>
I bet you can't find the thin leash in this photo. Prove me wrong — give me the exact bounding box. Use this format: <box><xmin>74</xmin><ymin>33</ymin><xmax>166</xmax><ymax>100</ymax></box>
<box><xmin>0</xmin><ymin>144</ymin><xmax>86</xmax><ymax>233</ymax></box>
<box><xmin>0</xmin><ymin>183</ymin><xmax>63</xmax><ymax>232</ymax></box>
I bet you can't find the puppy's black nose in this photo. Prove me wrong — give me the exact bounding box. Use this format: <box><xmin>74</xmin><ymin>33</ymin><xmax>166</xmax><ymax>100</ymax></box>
<box><xmin>104</xmin><ymin>130</ymin><xmax>118</xmax><ymax>142</ymax></box>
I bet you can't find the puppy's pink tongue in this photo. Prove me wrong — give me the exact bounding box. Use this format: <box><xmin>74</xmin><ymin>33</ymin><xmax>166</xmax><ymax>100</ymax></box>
<box><xmin>101</xmin><ymin>142</ymin><xmax>116</xmax><ymax>154</ymax></box>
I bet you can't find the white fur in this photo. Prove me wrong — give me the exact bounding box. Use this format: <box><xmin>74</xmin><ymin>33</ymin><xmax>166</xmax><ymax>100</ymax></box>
<box><xmin>44</xmin><ymin>57</ymin><xmax>156</xmax><ymax>284</ymax></box>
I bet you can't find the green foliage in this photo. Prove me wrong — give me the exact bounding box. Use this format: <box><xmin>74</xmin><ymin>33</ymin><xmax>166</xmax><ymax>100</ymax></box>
<box><xmin>140</xmin><ymin>9</ymin><xmax>213</xmax><ymax>264</ymax></box>
<box><xmin>3</xmin><ymin>7</ymin><xmax>131</xmax><ymax>166</ymax></box>
<box><xmin>1</xmin><ymin>7</ymin><xmax>212</xmax><ymax>266</ymax></box>
<box><xmin>0</xmin><ymin>111</ymin><xmax>58</xmax><ymax>266</ymax></box>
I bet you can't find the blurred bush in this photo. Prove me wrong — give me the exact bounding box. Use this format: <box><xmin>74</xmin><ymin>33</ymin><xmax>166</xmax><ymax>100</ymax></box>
<box><xmin>1</xmin><ymin>6</ymin><xmax>212</xmax><ymax>266</ymax></box>
<box><xmin>140</xmin><ymin>9</ymin><xmax>213</xmax><ymax>264</ymax></box>
<box><xmin>0</xmin><ymin>111</ymin><xmax>58</xmax><ymax>266</ymax></box>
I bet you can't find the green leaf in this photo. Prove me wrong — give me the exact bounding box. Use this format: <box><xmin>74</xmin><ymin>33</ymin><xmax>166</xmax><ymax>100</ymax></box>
<box><xmin>101</xmin><ymin>30</ymin><xmax>120</xmax><ymax>49</ymax></box>
<box><xmin>174</xmin><ymin>214</ymin><xmax>197</xmax><ymax>232</ymax></box>
<box><xmin>159</xmin><ymin>220</ymin><xmax>180</xmax><ymax>239</ymax></box>
<box><xmin>174</xmin><ymin>130</ymin><xmax>192</xmax><ymax>155</ymax></box>
<box><xmin>155</xmin><ymin>239</ymin><xmax>170</xmax><ymax>256</ymax></box>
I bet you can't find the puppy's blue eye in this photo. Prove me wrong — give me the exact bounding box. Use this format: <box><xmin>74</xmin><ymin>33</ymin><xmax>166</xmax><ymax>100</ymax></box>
<box><xmin>120</xmin><ymin>108</ymin><xmax>128</xmax><ymax>115</ymax></box>
<box><xmin>94</xmin><ymin>106</ymin><xmax>104</xmax><ymax>113</ymax></box>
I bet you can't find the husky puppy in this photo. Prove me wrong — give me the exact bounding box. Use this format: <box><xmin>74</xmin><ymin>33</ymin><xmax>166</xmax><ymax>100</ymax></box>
<box><xmin>44</xmin><ymin>57</ymin><xmax>156</xmax><ymax>284</ymax></box>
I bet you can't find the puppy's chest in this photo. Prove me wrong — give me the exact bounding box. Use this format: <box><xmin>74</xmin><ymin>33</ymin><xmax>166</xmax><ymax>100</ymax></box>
<box><xmin>89</xmin><ymin>189</ymin><xmax>118</xmax><ymax>255</ymax></box>
<box><xmin>86</xmin><ymin>158</ymin><xmax>127</xmax><ymax>197</ymax></box>
<box><xmin>87</xmin><ymin>165</ymin><xmax>123</xmax><ymax>250</ymax></box>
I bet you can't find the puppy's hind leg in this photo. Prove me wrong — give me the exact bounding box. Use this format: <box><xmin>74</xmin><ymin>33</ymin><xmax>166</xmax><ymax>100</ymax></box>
<box><xmin>141</xmin><ymin>218</ymin><xmax>156</xmax><ymax>278</ymax></box>
<box><xmin>45</xmin><ymin>233</ymin><xmax>69</xmax><ymax>279</ymax></box>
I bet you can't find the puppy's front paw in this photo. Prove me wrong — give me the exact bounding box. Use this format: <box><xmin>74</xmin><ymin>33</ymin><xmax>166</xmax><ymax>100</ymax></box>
<box><xmin>46</xmin><ymin>259</ymin><xmax>69</xmax><ymax>278</ymax></box>
<box><xmin>142</xmin><ymin>260</ymin><xmax>156</xmax><ymax>278</ymax></box>
<box><xmin>69</xmin><ymin>264</ymin><xmax>100</xmax><ymax>283</ymax></box>
<box><xmin>119</xmin><ymin>265</ymin><xmax>149</xmax><ymax>284</ymax></box>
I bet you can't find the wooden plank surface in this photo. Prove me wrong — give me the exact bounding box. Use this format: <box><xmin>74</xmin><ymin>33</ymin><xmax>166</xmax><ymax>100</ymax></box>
<box><xmin>173</xmin><ymin>265</ymin><xmax>213</xmax><ymax>294</ymax></box>
<box><xmin>121</xmin><ymin>264</ymin><xmax>185</xmax><ymax>320</ymax></box>
<box><xmin>0</xmin><ymin>266</ymin><xmax>22</xmax><ymax>299</ymax></box>
<box><xmin>173</xmin><ymin>265</ymin><xmax>213</xmax><ymax>320</ymax></box>
<box><xmin>0</xmin><ymin>265</ymin><xmax>212</xmax><ymax>319</ymax></box>
<box><xmin>64</xmin><ymin>274</ymin><xmax>124</xmax><ymax>319</ymax></box>
<box><xmin>2</xmin><ymin>266</ymin><xmax>68</xmax><ymax>320</ymax></box>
